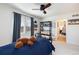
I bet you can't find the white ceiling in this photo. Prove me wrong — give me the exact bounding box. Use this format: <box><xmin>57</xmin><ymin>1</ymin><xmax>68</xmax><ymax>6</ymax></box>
<box><xmin>10</xmin><ymin>3</ymin><xmax>79</xmax><ymax>18</ymax></box>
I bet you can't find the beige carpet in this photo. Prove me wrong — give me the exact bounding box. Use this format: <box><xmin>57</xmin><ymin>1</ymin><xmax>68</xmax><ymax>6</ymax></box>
<box><xmin>53</xmin><ymin>40</ymin><xmax>79</xmax><ymax>55</ymax></box>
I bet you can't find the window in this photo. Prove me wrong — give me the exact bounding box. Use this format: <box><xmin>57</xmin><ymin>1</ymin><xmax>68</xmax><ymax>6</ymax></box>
<box><xmin>20</xmin><ymin>15</ymin><xmax>31</xmax><ymax>38</ymax></box>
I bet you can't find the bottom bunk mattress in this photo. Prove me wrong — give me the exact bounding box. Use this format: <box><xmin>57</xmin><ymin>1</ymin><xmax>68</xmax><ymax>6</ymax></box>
<box><xmin>0</xmin><ymin>37</ymin><xmax>55</xmax><ymax>55</ymax></box>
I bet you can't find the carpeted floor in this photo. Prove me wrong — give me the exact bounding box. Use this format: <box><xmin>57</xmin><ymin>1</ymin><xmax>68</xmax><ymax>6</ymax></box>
<box><xmin>52</xmin><ymin>40</ymin><xmax>79</xmax><ymax>55</ymax></box>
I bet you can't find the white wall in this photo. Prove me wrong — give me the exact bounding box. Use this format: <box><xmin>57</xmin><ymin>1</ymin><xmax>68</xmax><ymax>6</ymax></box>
<box><xmin>0</xmin><ymin>4</ymin><xmax>14</xmax><ymax>46</ymax></box>
<box><xmin>67</xmin><ymin>25</ymin><xmax>79</xmax><ymax>45</ymax></box>
<box><xmin>42</xmin><ymin>11</ymin><xmax>79</xmax><ymax>45</ymax></box>
<box><xmin>0</xmin><ymin>4</ymin><xmax>41</xmax><ymax>46</ymax></box>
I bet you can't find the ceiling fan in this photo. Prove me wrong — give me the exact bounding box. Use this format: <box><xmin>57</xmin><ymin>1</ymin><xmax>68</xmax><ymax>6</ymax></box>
<box><xmin>32</xmin><ymin>3</ymin><xmax>51</xmax><ymax>14</ymax></box>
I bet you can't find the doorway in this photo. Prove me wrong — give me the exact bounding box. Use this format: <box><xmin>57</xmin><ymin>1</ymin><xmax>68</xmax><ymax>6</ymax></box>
<box><xmin>56</xmin><ymin>19</ymin><xmax>66</xmax><ymax>44</ymax></box>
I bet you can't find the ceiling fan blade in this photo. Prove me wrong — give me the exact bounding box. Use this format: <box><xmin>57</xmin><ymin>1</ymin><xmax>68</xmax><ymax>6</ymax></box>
<box><xmin>40</xmin><ymin>3</ymin><xmax>51</xmax><ymax>10</ymax></box>
<box><xmin>32</xmin><ymin>9</ymin><xmax>40</xmax><ymax>10</ymax></box>
<box><xmin>43</xmin><ymin>10</ymin><xmax>47</xmax><ymax>14</ymax></box>
<box><xmin>44</xmin><ymin>3</ymin><xmax>51</xmax><ymax>9</ymax></box>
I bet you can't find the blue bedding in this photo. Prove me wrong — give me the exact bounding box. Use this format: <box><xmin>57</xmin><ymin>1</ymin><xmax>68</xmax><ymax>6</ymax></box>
<box><xmin>0</xmin><ymin>37</ymin><xmax>55</xmax><ymax>55</ymax></box>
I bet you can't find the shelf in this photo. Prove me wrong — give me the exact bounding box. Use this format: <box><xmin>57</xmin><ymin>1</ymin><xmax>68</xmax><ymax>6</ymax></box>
<box><xmin>41</xmin><ymin>33</ymin><xmax>51</xmax><ymax>36</ymax></box>
<box><xmin>40</xmin><ymin>21</ymin><xmax>52</xmax><ymax>42</ymax></box>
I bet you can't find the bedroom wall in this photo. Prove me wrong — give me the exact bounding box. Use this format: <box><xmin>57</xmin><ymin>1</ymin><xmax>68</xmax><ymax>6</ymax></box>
<box><xmin>42</xmin><ymin>11</ymin><xmax>79</xmax><ymax>45</ymax></box>
<box><xmin>0</xmin><ymin>4</ymin><xmax>41</xmax><ymax>46</ymax></box>
<box><xmin>0</xmin><ymin>4</ymin><xmax>13</xmax><ymax>46</ymax></box>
